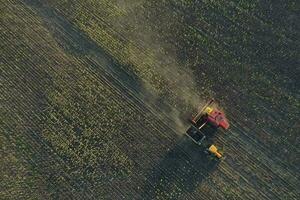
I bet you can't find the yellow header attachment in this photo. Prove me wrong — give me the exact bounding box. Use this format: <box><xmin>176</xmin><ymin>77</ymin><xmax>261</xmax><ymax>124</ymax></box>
<box><xmin>204</xmin><ymin>106</ymin><xmax>213</xmax><ymax>114</ymax></box>
<box><xmin>208</xmin><ymin>145</ymin><xmax>222</xmax><ymax>158</ymax></box>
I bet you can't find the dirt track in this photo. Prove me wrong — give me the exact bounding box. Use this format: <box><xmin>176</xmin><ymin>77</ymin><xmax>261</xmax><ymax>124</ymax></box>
<box><xmin>1</xmin><ymin>0</ymin><xmax>299</xmax><ymax>199</ymax></box>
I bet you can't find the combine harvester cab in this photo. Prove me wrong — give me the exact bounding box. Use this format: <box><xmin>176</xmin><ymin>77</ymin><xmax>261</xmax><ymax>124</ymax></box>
<box><xmin>186</xmin><ymin>99</ymin><xmax>229</xmax><ymax>159</ymax></box>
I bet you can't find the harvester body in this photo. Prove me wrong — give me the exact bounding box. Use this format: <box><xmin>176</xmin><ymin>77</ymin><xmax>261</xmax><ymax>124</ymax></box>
<box><xmin>186</xmin><ymin>99</ymin><xmax>229</xmax><ymax>159</ymax></box>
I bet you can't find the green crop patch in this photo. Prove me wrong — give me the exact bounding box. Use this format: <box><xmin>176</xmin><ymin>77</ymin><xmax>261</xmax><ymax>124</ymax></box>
<box><xmin>1</xmin><ymin>0</ymin><xmax>299</xmax><ymax>199</ymax></box>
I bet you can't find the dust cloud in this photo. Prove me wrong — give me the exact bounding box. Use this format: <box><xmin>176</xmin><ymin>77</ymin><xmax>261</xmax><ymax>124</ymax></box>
<box><xmin>108</xmin><ymin>1</ymin><xmax>206</xmax><ymax>134</ymax></box>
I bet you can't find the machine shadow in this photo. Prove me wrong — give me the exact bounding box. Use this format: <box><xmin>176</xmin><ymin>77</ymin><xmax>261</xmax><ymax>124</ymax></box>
<box><xmin>141</xmin><ymin>135</ymin><xmax>219</xmax><ymax>199</ymax></box>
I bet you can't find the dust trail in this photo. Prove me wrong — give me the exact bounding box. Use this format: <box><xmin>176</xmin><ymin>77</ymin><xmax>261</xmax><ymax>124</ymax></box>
<box><xmin>106</xmin><ymin>1</ymin><xmax>207</xmax><ymax>134</ymax></box>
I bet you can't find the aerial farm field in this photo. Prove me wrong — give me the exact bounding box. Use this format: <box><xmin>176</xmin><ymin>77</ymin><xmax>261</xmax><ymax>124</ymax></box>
<box><xmin>1</xmin><ymin>0</ymin><xmax>299</xmax><ymax>199</ymax></box>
